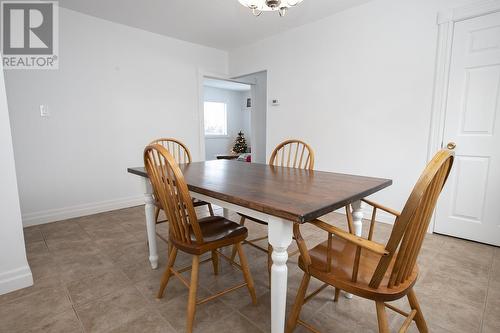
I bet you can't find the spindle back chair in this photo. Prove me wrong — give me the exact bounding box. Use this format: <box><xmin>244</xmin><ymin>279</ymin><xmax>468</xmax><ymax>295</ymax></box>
<box><xmin>144</xmin><ymin>144</ymin><xmax>257</xmax><ymax>333</ymax></box>
<box><xmin>269</xmin><ymin>139</ymin><xmax>315</xmax><ymax>170</ymax></box>
<box><xmin>286</xmin><ymin>149</ymin><xmax>454</xmax><ymax>333</ymax></box>
<box><xmin>150</xmin><ymin>137</ymin><xmax>192</xmax><ymax>164</ymax></box>
<box><xmin>149</xmin><ymin>138</ymin><xmax>213</xmax><ymax>234</ymax></box>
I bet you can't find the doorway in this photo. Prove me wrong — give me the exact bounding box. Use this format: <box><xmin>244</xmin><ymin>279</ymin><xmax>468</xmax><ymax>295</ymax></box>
<box><xmin>200</xmin><ymin>71</ymin><xmax>267</xmax><ymax>163</ymax></box>
<box><xmin>432</xmin><ymin>8</ymin><xmax>500</xmax><ymax>246</ymax></box>
<box><xmin>203</xmin><ymin>77</ymin><xmax>252</xmax><ymax>161</ymax></box>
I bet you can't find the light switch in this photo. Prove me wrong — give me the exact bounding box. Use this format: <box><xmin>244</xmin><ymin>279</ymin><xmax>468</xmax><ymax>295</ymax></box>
<box><xmin>40</xmin><ymin>105</ymin><xmax>49</xmax><ymax>117</ymax></box>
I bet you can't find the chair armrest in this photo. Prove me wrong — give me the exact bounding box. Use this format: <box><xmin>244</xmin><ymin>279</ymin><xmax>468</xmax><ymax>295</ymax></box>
<box><xmin>310</xmin><ymin>219</ymin><xmax>389</xmax><ymax>256</ymax></box>
<box><xmin>362</xmin><ymin>199</ymin><xmax>401</xmax><ymax>217</ymax></box>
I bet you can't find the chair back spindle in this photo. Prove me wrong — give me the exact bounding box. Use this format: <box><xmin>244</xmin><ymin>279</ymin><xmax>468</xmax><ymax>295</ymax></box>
<box><xmin>269</xmin><ymin>139</ymin><xmax>315</xmax><ymax>170</ymax></box>
<box><xmin>369</xmin><ymin>150</ymin><xmax>454</xmax><ymax>289</ymax></box>
<box><xmin>144</xmin><ymin>144</ymin><xmax>203</xmax><ymax>245</ymax></box>
<box><xmin>150</xmin><ymin>138</ymin><xmax>192</xmax><ymax>164</ymax></box>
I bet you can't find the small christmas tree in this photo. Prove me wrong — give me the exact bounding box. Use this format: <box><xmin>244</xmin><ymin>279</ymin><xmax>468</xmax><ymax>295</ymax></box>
<box><xmin>232</xmin><ymin>131</ymin><xmax>248</xmax><ymax>154</ymax></box>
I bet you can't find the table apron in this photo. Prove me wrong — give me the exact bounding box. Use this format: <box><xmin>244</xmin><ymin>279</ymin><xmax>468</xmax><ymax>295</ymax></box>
<box><xmin>189</xmin><ymin>191</ymin><xmax>286</xmax><ymax>223</ymax></box>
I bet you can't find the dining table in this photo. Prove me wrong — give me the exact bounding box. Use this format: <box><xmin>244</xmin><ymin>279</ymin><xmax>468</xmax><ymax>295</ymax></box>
<box><xmin>127</xmin><ymin>159</ymin><xmax>392</xmax><ymax>333</ymax></box>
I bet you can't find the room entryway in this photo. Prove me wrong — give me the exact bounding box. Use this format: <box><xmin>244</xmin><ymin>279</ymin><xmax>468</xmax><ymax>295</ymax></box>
<box><xmin>201</xmin><ymin>71</ymin><xmax>267</xmax><ymax>163</ymax></box>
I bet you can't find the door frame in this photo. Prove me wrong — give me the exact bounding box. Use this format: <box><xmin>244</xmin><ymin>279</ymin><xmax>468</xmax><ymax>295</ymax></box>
<box><xmin>197</xmin><ymin>69</ymin><xmax>258</xmax><ymax>162</ymax></box>
<box><xmin>427</xmin><ymin>0</ymin><xmax>500</xmax><ymax>232</ymax></box>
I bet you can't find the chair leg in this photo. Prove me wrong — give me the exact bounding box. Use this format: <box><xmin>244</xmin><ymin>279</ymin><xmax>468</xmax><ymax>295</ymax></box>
<box><xmin>334</xmin><ymin>288</ymin><xmax>340</xmax><ymax>302</ymax></box>
<box><xmin>236</xmin><ymin>242</ymin><xmax>257</xmax><ymax>304</ymax></box>
<box><xmin>285</xmin><ymin>273</ymin><xmax>311</xmax><ymax>333</ymax></box>
<box><xmin>154</xmin><ymin>207</ymin><xmax>161</xmax><ymax>223</ymax></box>
<box><xmin>267</xmin><ymin>243</ymin><xmax>273</xmax><ymax>287</ymax></box>
<box><xmin>157</xmin><ymin>247</ymin><xmax>178</xmax><ymax>298</ymax></box>
<box><xmin>208</xmin><ymin>203</ymin><xmax>214</xmax><ymax>216</ymax></box>
<box><xmin>186</xmin><ymin>255</ymin><xmax>200</xmax><ymax>333</ymax></box>
<box><xmin>375</xmin><ymin>301</ymin><xmax>389</xmax><ymax>333</ymax></box>
<box><xmin>408</xmin><ymin>289</ymin><xmax>428</xmax><ymax>333</ymax></box>
<box><xmin>230</xmin><ymin>216</ymin><xmax>246</xmax><ymax>262</ymax></box>
<box><xmin>211</xmin><ymin>250</ymin><xmax>219</xmax><ymax>275</ymax></box>
<box><xmin>168</xmin><ymin>242</ymin><xmax>173</xmax><ymax>259</ymax></box>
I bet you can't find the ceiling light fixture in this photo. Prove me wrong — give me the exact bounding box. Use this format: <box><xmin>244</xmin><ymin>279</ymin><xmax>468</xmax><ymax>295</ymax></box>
<box><xmin>238</xmin><ymin>0</ymin><xmax>304</xmax><ymax>17</ymax></box>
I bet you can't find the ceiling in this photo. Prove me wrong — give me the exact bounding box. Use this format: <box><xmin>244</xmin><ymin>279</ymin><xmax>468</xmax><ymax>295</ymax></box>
<box><xmin>59</xmin><ymin>0</ymin><xmax>373</xmax><ymax>50</ymax></box>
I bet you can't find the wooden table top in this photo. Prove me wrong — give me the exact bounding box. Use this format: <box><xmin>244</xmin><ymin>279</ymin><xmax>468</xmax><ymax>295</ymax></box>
<box><xmin>128</xmin><ymin>160</ymin><xmax>392</xmax><ymax>223</ymax></box>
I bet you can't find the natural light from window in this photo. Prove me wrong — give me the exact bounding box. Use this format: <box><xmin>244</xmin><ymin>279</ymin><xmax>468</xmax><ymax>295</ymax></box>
<box><xmin>204</xmin><ymin>101</ymin><xmax>227</xmax><ymax>136</ymax></box>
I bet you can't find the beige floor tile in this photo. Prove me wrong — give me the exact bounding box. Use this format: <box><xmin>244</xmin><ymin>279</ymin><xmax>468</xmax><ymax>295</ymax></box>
<box><xmin>441</xmin><ymin>236</ymin><xmax>495</xmax><ymax>266</ymax></box>
<box><xmin>75</xmin><ymin>286</ymin><xmax>151</xmax><ymax>333</ymax></box>
<box><xmin>135</xmin><ymin>274</ymin><xmax>188</xmax><ymax>305</ymax></box>
<box><xmin>8</xmin><ymin>209</ymin><xmax>498</xmax><ymax>333</ymax></box>
<box><xmin>489</xmin><ymin>255</ymin><xmax>500</xmax><ymax>290</ymax></box>
<box><xmin>0</xmin><ymin>282</ymin><xmax>72</xmax><ymax>332</ymax></box>
<box><xmin>204</xmin><ymin>312</ymin><xmax>264</xmax><ymax>333</ymax></box>
<box><xmin>238</xmin><ymin>290</ymin><xmax>295</xmax><ymax>333</ymax></box>
<box><xmin>66</xmin><ymin>269</ymin><xmax>131</xmax><ymax>306</ymax></box>
<box><xmin>27</xmin><ymin>309</ymin><xmax>83</xmax><ymax>333</ymax></box>
<box><xmin>155</xmin><ymin>288</ymin><xmax>236</xmax><ymax>333</ymax></box>
<box><xmin>418</xmin><ymin>269</ymin><xmax>487</xmax><ymax>306</ymax></box>
<box><xmin>27</xmin><ymin>252</ymin><xmax>61</xmax><ymax>282</ymax></box>
<box><xmin>482</xmin><ymin>288</ymin><xmax>500</xmax><ymax>333</ymax></box>
<box><xmin>433</xmin><ymin>252</ymin><xmax>491</xmax><ymax>286</ymax></box>
<box><xmin>56</xmin><ymin>252</ymin><xmax>116</xmax><ymax>283</ymax></box>
<box><xmin>40</xmin><ymin>221</ymin><xmax>90</xmax><ymax>242</ymax></box>
<box><xmin>107</xmin><ymin>312</ymin><xmax>176</xmax><ymax>333</ymax></box>
<box><xmin>0</xmin><ymin>276</ymin><xmax>63</xmax><ymax>305</ymax></box>
<box><xmin>23</xmin><ymin>226</ymin><xmax>44</xmax><ymax>243</ymax></box>
<box><xmin>417</xmin><ymin>288</ymin><xmax>483</xmax><ymax>333</ymax></box>
<box><xmin>25</xmin><ymin>240</ymin><xmax>49</xmax><ymax>259</ymax></box>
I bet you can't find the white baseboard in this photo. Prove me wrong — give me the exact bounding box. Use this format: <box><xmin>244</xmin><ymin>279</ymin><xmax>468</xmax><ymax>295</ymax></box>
<box><xmin>22</xmin><ymin>195</ymin><xmax>144</xmax><ymax>227</ymax></box>
<box><xmin>0</xmin><ymin>265</ymin><xmax>33</xmax><ymax>296</ymax></box>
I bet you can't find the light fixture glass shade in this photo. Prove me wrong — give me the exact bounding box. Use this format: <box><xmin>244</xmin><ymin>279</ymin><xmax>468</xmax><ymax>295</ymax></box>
<box><xmin>238</xmin><ymin>0</ymin><xmax>304</xmax><ymax>11</ymax></box>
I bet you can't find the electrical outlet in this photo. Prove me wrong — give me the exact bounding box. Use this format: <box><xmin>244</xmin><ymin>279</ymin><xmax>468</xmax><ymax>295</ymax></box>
<box><xmin>40</xmin><ymin>105</ymin><xmax>50</xmax><ymax>117</ymax></box>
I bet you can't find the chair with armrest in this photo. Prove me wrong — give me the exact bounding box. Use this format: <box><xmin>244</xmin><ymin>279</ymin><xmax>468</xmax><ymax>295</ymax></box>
<box><xmin>286</xmin><ymin>149</ymin><xmax>454</xmax><ymax>333</ymax></box>
<box><xmin>144</xmin><ymin>144</ymin><xmax>257</xmax><ymax>333</ymax></box>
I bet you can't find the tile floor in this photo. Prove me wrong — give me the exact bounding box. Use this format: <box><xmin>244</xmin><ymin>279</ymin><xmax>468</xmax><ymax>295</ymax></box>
<box><xmin>1</xmin><ymin>205</ymin><xmax>498</xmax><ymax>333</ymax></box>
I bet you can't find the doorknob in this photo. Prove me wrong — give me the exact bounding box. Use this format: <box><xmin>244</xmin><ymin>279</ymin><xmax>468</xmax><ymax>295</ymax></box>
<box><xmin>447</xmin><ymin>142</ymin><xmax>456</xmax><ymax>150</ymax></box>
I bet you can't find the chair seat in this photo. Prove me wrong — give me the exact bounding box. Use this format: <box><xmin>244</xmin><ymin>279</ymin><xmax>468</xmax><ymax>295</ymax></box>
<box><xmin>193</xmin><ymin>199</ymin><xmax>210</xmax><ymax>207</ymax></box>
<box><xmin>238</xmin><ymin>213</ymin><xmax>268</xmax><ymax>226</ymax></box>
<box><xmin>192</xmin><ymin>216</ymin><xmax>247</xmax><ymax>243</ymax></box>
<box><xmin>298</xmin><ymin>237</ymin><xmax>418</xmax><ymax>302</ymax></box>
<box><xmin>171</xmin><ymin>216</ymin><xmax>247</xmax><ymax>255</ymax></box>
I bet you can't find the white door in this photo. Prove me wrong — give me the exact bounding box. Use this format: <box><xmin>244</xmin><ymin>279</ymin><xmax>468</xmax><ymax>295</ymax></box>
<box><xmin>434</xmin><ymin>11</ymin><xmax>500</xmax><ymax>246</ymax></box>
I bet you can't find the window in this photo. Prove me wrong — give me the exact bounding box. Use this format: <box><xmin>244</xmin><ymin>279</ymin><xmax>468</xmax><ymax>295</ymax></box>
<box><xmin>204</xmin><ymin>101</ymin><xmax>227</xmax><ymax>136</ymax></box>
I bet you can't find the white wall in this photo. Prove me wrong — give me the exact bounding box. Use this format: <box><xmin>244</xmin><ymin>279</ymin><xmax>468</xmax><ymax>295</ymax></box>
<box><xmin>204</xmin><ymin>86</ymin><xmax>251</xmax><ymax>160</ymax></box>
<box><xmin>0</xmin><ymin>61</ymin><xmax>33</xmax><ymax>294</ymax></box>
<box><xmin>229</xmin><ymin>0</ymin><xmax>477</xmax><ymax>220</ymax></box>
<box><xmin>4</xmin><ymin>8</ymin><xmax>227</xmax><ymax>226</ymax></box>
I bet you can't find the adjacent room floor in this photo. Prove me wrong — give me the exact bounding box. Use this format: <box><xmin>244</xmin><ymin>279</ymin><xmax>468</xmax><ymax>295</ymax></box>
<box><xmin>1</xmin><ymin>206</ymin><xmax>498</xmax><ymax>333</ymax></box>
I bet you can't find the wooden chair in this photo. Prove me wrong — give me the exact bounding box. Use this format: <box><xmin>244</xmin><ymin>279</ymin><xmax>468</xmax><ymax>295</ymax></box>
<box><xmin>230</xmin><ymin>139</ymin><xmax>315</xmax><ymax>280</ymax></box>
<box><xmin>286</xmin><ymin>149</ymin><xmax>454</xmax><ymax>333</ymax></box>
<box><xmin>144</xmin><ymin>144</ymin><xmax>257</xmax><ymax>333</ymax></box>
<box><xmin>150</xmin><ymin>138</ymin><xmax>214</xmax><ymax>242</ymax></box>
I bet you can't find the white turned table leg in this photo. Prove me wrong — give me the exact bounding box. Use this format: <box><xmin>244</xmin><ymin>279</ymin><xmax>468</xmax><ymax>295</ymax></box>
<box><xmin>345</xmin><ymin>200</ymin><xmax>364</xmax><ymax>299</ymax></box>
<box><xmin>268</xmin><ymin>217</ymin><xmax>294</xmax><ymax>333</ymax></box>
<box><xmin>223</xmin><ymin>208</ymin><xmax>230</xmax><ymax>218</ymax></box>
<box><xmin>351</xmin><ymin>200</ymin><xmax>364</xmax><ymax>237</ymax></box>
<box><xmin>143</xmin><ymin>179</ymin><xmax>158</xmax><ymax>269</ymax></box>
